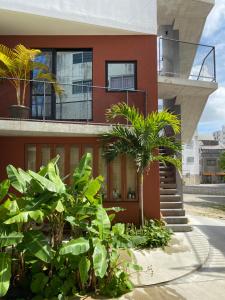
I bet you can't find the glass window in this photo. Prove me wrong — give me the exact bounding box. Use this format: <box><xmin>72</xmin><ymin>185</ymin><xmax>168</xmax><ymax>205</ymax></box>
<box><xmin>32</xmin><ymin>51</ymin><xmax>53</xmax><ymax>119</ymax></box>
<box><xmin>187</xmin><ymin>157</ymin><xmax>194</xmax><ymax>164</ymax></box>
<box><xmin>99</xmin><ymin>148</ymin><xmax>108</xmax><ymax>200</ymax></box>
<box><xmin>106</xmin><ymin>62</ymin><xmax>136</xmax><ymax>91</ymax></box>
<box><xmin>126</xmin><ymin>156</ymin><xmax>137</xmax><ymax>200</ymax></box>
<box><xmin>32</xmin><ymin>50</ymin><xmax>93</xmax><ymax>120</ymax></box>
<box><xmin>70</xmin><ymin>145</ymin><xmax>79</xmax><ymax>176</ymax></box>
<box><xmin>112</xmin><ymin>156</ymin><xmax>122</xmax><ymax>201</ymax></box>
<box><xmin>55</xmin><ymin>146</ymin><xmax>65</xmax><ymax>176</ymax></box>
<box><xmin>41</xmin><ymin>145</ymin><xmax>51</xmax><ymax>167</ymax></box>
<box><xmin>207</xmin><ymin>159</ymin><xmax>216</xmax><ymax>166</ymax></box>
<box><xmin>56</xmin><ymin>50</ymin><xmax>93</xmax><ymax>120</ymax></box>
<box><xmin>27</xmin><ymin>145</ymin><xmax>36</xmax><ymax>171</ymax></box>
<box><xmin>72</xmin><ymin>80</ymin><xmax>92</xmax><ymax>94</ymax></box>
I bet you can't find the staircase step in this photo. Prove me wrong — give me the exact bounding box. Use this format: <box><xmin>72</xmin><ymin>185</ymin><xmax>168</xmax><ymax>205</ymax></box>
<box><xmin>160</xmin><ymin>183</ymin><xmax>177</xmax><ymax>189</ymax></box>
<box><xmin>161</xmin><ymin>209</ymin><xmax>185</xmax><ymax>216</ymax></box>
<box><xmin>160</xmin><ymin>195</ymin><xmax>181</xmax><ymax>202</ymax></box>
<box><xmin>160</xmin><ymin>189</ymin><xmax>177</xmax><ymax>195</ymax></box>
<box><xmin>160</xmin><ymin>177</ymin><xmax>175</xmax><ymax>183</ymax></box>
<box><xmin>160</xmin><ymin>171</ymin><xmax>174</xmax><ymax>176</ymax></box>
<box><xmin>160</xmin><ymin>202</ymin><xmax>183</xmax><ymax>209</ymax></box>
<box><xmin>166</xmin><ymin>224</ymin><xmax>192</xmax><ymax>232</ymax></box>
<box><xmin>164</xmin><ymin>216</ymin><xmax>188</xmax><ymax>224</ymax></box>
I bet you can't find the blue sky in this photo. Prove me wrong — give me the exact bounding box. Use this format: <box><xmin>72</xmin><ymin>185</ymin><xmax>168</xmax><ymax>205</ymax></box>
<box><xmin>198</xmin><ymin>0</ymin><xmax>225</xmax><ymax>135</ymax></box>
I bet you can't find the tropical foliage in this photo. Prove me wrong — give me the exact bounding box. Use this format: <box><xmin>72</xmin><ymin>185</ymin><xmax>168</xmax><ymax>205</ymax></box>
<box><xmin>219</xmin><ymin>151</ymin><xmax>225</xmax><ymax>171</ymax></box>
<box><xmin>126</xmin><ymin>219</ymin><xmax>173</xmax><ymax>249</ymax></box>
<box><xmin>102</xmin><ymin>103</ymin><xmax>181</xmax><ymax>224</ymax></box>
<box><xmin>0</xmin><ymin>154</ymin><xmax>139</xmax><ymax>299</ymax></box>
<box><xmin>0</xmin><ymin>44</ymin><xmax>63</xmax><ymax>106</ymax></box>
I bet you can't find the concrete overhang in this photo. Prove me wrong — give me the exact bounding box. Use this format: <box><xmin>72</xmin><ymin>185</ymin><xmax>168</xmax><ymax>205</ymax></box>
<box><xmin>158</xmin><ymin>75</ymin><xmax>218</xmax><ymax>143</ymax></box>
<box><xmin>0</xmin><ymin>119</ymin><xmax>111</xmax><ymax>137</ymax></box>
<box><xmin>158</xmin><ymin>0</ymin><xmax>214</xmax><ymax>43</ymax></box>
<box><xmin>0</xmin><ymin>0</ymin><xmax>157</xmax><ymax>35</ymax></box>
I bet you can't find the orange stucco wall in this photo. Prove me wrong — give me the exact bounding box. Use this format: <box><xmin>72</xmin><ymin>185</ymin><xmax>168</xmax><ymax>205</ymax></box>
<box><xmin>0</xmin><ymin>35</ymin><xmax>160</xmax><ymax>222</ymax></box>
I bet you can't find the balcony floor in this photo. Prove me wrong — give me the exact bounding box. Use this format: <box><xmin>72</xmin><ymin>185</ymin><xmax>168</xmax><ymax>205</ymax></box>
<box><xmin>158</xmin><ymin>75</ymin><xmax>218</xmax><ymax>143</ymax></box>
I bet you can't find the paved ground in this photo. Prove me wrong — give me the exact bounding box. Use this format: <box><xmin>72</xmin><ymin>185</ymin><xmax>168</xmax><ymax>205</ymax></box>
<box><xmin>184</xmin><ymin>193</ymin><xmax>225</xmax><ymax>220</ymax></box>
<box><xmin>121</xmin><ymin>215</ymin><xmax>225</xmax><ymax>299</ymax></box>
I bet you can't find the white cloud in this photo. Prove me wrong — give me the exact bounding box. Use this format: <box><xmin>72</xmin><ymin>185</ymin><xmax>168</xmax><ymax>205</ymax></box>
<box><xmin>203</xmin><ymin>0</ymin><xmax>225</xmax><ymax>38</ymax></box>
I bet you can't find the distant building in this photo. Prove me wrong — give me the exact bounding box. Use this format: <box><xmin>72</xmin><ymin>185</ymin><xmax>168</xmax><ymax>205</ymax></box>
<box><xmin>199</xmin><ymin>140</ymin><xmax>225</xmax><ymax>184</ymax></box>
<box><xmin>182</xmin><ymin>131</ymin><xmax>200</xmax><ymax>185</ymax></box>
<box><xmin>213</xmin><ymin>126</ymin><xmax>225</xmax><ymax>145</ymax></box>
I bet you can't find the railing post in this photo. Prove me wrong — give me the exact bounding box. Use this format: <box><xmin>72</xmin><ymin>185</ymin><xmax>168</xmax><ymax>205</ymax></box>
<box><xmin>213</xmin><ymin>46</ymin><xmax>216</xmax><ymax>82</ymax></box>
<box><xmin>43</xmin><ymin>81</ymin><xmax>46</xmax><ymax>121</ymax></box>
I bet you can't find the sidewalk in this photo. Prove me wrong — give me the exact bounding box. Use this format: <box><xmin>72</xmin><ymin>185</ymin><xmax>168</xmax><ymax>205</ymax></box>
<box><xmin>129</xmin><ymin>228</ymin><xmax>209</xmax><ymax>286</ymax></box>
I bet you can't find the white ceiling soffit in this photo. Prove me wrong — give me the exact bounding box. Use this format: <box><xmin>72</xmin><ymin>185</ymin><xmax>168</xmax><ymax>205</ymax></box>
<box><xmin>158</xmin><ymin>75</ymin><xmax>218</xmax><ymax>143</ymax></box>
<box><xmin>0</xmin><ymin>0</ymin><xmax>157</xmax><ymax>35</ymax></box>
<box><xmin>157</xmin><ymin>0</ymin><xmax>215</xmax><ymax>43</ymax></box>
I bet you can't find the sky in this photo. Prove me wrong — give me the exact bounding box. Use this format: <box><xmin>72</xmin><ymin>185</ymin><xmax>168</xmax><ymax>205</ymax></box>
<box><xmin>198</xmin><ymin>0</ymin><xmax>225</xmax><ymax>135</ymax></box>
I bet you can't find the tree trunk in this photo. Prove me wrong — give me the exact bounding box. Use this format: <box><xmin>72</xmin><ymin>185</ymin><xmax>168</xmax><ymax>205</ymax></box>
<box><xmin>139</xmin><ymin>173</ymin><xmax>144</xmax><ymax>226</ymax></box>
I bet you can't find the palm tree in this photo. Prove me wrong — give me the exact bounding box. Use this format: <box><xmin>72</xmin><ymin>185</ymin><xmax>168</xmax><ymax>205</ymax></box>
<box><xmin>101</xmin><ymin>103</ymin><xmax>181</xmax><ymax>225</ymax></box>
<box><xmin>0</xmin><ymin>44</ymin><xmax>63</xmax><ymax>107</ymax></box>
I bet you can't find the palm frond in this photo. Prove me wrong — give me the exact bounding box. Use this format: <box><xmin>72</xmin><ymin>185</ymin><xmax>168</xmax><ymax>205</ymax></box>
<box><xmin>152</xmin><ymin>155</ymin><xmax>182</xmax><ymax>170</ymax></box>
<box><xmin>146</xmin><ymin>110</ymin><xmax>181</xmax><ymax>135</ymax></box>
<box><xmin>35</xmin><ymin>72</ymin><xmax>64</xmax><ymax>96</ymax></box>
<box><xmin>106</xmin><ymin>102</ymin><xmax>144</xmax><ymax>127</ymax></box>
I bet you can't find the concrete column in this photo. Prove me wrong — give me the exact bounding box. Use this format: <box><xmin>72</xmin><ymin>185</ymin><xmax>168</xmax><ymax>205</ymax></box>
<box><xmin>158</xmin><ymin>25</ymin><xmax>179</xmax><ymax>77</ymax></box>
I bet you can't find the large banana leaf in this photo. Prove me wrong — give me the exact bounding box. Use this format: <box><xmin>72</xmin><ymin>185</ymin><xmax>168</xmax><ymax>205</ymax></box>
<box><xmin>6</xmin><ymin>164</ymin><xmax>27</xmax><ymax>193</ymax></box>
<box><xmin>59</xmin><ymin>238</ymin><xmax>89</xmax><ymax>256</ymax></box>
<box><xmin>21</xmin><ymin>231</ymin><xmax>54</xmax><ymax>263</ymax></box>
<box><xmin>0</xmin><ymin>226</ymin><xmax>23</xmax><ymax>247</ymax></box>
<box><xmin>4</xmin><ymin>210</ymin><xmax>44</xmax><ymax>224</ymax></box>
<box><xmin>93</xmin><ymin>242</ymin><xmax>108</xmax><ymax>278</ymax></box>
<box><xmin>0</xmin><ymin>180</ymin><xmax>10</xmax><ymax>202</ymax></box>
<box><xmin>28</xmin><ymin>171</ymin><xmax>58</xmax><ymax>193</ymax></box>
<box><xmin>72</xmin><ymin>153</ymin><xmax>92</xmax><ymax>190</ymax></box>
<box><xmin>92</xmin><ymin>206</ymin><xmax>110</xmax><ymax>240</ymax></box>
<box><xmin>0</xmin><ymin>253</ymin><xmax>11</xmax><ymax>297</ymax></box>
<box><xmin>79</xmin><ymin>256</ymin><xmax>90</xmax><ymax>285</ymax></box>
<box><xmin>84</xmin><ymin>176</ymin><xmax>103</xmax><ymax>203</ymax></box>
<box><xmin>47</xmin><ymin>162</ymin><xmax>65</xmax><ymax>194</ymax></box>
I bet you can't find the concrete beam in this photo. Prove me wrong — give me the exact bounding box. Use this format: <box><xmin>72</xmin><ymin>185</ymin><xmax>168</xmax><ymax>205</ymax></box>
<box><xmin>0</xmin><ymin>120</ymin><xmax>111</xmax><ymax>137</ymax></box>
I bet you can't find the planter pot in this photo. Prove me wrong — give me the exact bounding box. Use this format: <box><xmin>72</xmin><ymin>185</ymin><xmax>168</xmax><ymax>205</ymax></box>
<box><xmin>9</xmin><ymin>105</ymin><xmax>30</xmax><ymax>119</ymax></box>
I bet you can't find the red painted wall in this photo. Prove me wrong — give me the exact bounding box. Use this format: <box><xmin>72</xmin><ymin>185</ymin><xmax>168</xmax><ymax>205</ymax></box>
<box><xmin>0</xmin><ymin>35</ymin><xmax>160</xmax><ymax>221</ymax></box>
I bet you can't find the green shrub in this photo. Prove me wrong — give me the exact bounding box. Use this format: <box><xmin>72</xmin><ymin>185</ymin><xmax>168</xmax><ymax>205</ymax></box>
<box><xmin>126</xmin><ymin>219</ymin><xmax>173</xmax><ymax>249</ymax></box>
<box><xmin>0</xmin><ymin>154</ymin><xmax>140</xmax><ymax>299</ymax></box>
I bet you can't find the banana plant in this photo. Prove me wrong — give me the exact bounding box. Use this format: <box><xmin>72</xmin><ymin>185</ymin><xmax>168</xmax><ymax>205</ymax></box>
<box><xmin>0</xmin><ymin>153</ymin><xmax>139</xmax><ymax>299</ymax></box>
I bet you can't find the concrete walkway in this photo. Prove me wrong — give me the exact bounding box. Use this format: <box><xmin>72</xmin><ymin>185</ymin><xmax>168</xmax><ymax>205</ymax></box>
<box><xmin>120</xmin><ymin>215</ymin><xmax>225</xmax><ymax>299</ymax></box>
<box><xmin>130</xmin><ymin>228</ymin><xmax>209</xmax><ymax>286</ymax></box>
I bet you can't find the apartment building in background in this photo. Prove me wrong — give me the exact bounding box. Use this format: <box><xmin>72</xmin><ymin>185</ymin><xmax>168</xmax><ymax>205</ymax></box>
<box><xmin>0</xmin><ymin>0</ymin><xmax>218</xmax><ymax>231</ymax></box>
<box><xmin>182</xmin><ymin>131</ymin><xmax>200</xmax><ymax>185</ymax></box>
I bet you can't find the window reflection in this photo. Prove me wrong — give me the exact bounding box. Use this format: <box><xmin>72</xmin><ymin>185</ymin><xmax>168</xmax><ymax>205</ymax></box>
<box><xmin>107</xmin><ymin>62</ymin><xmax>136</xmax><ymax>91</ymax></box>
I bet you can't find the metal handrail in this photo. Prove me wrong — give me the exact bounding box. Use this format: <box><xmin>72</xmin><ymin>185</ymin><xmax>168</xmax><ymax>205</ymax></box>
<box><xmin>0</xmin><ymin>76</ymin><xmax>147</xmax><ymax>122</ymax></box>
<box><xmin>157</xmin><ymin>36</ymin><xmax>216</xmax><ymax>82</ymax></box>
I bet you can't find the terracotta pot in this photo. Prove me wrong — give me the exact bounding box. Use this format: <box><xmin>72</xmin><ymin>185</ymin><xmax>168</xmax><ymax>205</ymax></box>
<box><xmin>9</xmin><ymin>105</ymin><xmax>30</xmax><ymax>119</ymax></box>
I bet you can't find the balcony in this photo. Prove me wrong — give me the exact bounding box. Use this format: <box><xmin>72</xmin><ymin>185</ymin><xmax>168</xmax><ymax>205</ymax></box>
<box><xmin>0</xmin><ymin>78</ymin><xmax>146</xmax><ymax>137</ymax></box>
<box><xmin>157</xmin><ymin>37</ymin><xmax>218</xmax><ymax>143</ymax></box>
<box><xmin>158</xmin><ymin>36</ymin><xmax>216</xmax><ymax>82</ymax></box>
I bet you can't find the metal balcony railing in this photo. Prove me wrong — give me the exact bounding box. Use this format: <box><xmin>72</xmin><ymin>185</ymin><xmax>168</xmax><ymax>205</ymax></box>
<box><xmin>158</xmin><ymin>37</ymin><xmax>216</xmax><ymax>82</ymax></box>
<box><xmin>0</xmin><ymin>77</ymin><xmax>147</xmax><ymax>123</ymax></box>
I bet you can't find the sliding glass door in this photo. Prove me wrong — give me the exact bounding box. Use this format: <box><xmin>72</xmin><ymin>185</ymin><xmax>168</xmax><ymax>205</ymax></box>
<box><xmin>31</xmin><ymin>49</ymin><xmax>93</xmax><ymax>120</ymax></box>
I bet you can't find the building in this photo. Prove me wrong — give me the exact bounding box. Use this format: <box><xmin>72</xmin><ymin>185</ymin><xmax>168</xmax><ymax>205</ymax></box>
<box><xmin>0</xmin><ymin>0</ymin><xmax>218</xmax><ymax>229</ymax></box>
<box><xmin>200</xmin><ymin>140</ymin><xmax>225</xmax><ymax>184</ymax></box>
<box><xmin>182</xmin><ymin>131</ymin><xmax>200</xmax><ymax>185</ymax></box>
<box><xmin>213</xmin><ymin>126</ymin><xmax>225</xmax><ymax>145</ymax></box>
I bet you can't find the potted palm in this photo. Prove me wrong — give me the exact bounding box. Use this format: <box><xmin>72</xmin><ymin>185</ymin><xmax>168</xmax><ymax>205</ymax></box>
<box><xmin>0</xmin><ymin>44</ymin><xmax>62</xmax><ymax>118</ymax></box>
<box><xmin>101</xmin><ymin>103</ymin><xmax>181</xmax><ymax>225</ymax></box>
